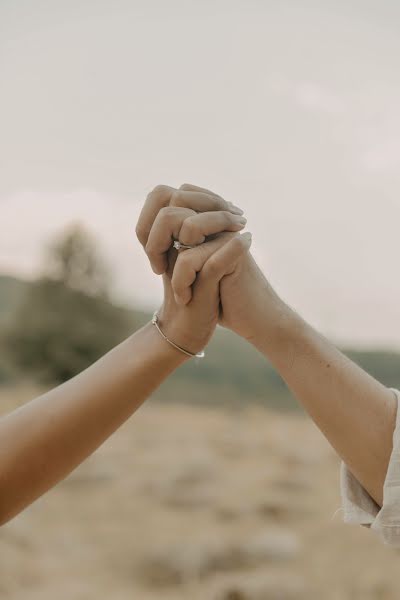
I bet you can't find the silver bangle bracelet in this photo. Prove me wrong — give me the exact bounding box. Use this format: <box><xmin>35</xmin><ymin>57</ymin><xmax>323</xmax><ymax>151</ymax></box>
<box><xmin>151</xmin><ymin>312</ymin><xmax>206</xmax><ymax>359</ymax></box>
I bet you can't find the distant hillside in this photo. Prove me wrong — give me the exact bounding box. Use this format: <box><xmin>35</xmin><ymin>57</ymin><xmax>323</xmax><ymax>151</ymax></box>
<box><xmin>1</xmin><ymin>275</ymin><xmax>400</xmax><ymax>410</ymax></box>
<box><xmin>0</xmin><ymin>275</ymin><xmax>28</xmax><ymax>325</ymax></box>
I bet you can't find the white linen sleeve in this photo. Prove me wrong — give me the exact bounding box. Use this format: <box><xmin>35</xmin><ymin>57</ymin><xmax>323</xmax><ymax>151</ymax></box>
<box><xmin>339</xmin><ymin>387</ymin><xmax>400</xmax><ymax>546</ymax></box>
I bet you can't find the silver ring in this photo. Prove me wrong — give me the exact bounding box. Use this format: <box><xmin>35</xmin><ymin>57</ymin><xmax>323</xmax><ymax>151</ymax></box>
<box><xmin>173</xmin><ymin>240</ymin><xmax>196</xmax><ymax>251</ymax></box>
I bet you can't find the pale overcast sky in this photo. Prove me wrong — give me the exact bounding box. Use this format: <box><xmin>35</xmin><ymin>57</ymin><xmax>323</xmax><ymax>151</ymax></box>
<box><xmin>1</xmin><ymin>0</ymin><xmax>400</xmax><ymax>349</ymax></box>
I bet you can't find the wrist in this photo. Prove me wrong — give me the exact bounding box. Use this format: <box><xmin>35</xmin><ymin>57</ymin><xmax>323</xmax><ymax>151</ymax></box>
<box><xmin>157</xmin><ymin>306</ymin><xmax>214</xmax><ymax>357</ymax></box>
<box><xmin>245</xmin><ymin>296</ymin><xmax>303</xmax><ymax>356</ymax></box>
<box><xmin>152</xmin><ymin>312</ymin><xmax>206</xmax><ymax>359</ymax></box>
<box><xmin>133</xmin><ymin>321</ymin><xmax>191</xmax><ymax>368</ymax></box>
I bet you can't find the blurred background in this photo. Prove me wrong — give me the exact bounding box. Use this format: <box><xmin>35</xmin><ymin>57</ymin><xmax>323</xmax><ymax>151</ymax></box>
<box><xmin>1</xmin><ymin>1</ymin><xmax>400</xmax><ymax>598</ymax></box>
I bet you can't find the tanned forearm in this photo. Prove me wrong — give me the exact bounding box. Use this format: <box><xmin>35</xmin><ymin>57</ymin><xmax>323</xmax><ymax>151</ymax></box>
<box><xmin>249</xmin><ymin>300</ymin><xmax>397</xmax><ymax>507</ymax></box>
<box><xmin>0</xmin><ymin>323</ymin><xmax>187</xmax><ymax>525</ymax></box>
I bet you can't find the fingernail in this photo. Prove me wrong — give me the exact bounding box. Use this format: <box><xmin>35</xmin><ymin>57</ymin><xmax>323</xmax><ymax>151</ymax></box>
<box><xmin>242</xmin><ymin>232</ymin><xmax>253</xmax><ymax>244</ymax></box>
<box><xmin>228</xmin><ymin>201</ymin><xmax>244</xmax><ymax>216</ymax></box>
<box><xmin>232</xmin><ymin>207</ymin><xmax>244</xmax><ymax>216</ymax></box>
<box><xmin>234</xmin><ymin>216</ymin><xmax>247</xmax><ymax>226</ymax></box>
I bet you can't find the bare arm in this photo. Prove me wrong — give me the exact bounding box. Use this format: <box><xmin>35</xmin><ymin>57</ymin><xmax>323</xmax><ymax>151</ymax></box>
<box><xmin>248</xmin><ymin>298</ymin><xmax>397</xmax><ymax>508</ymax></box>
<box><xmin>0</xmin><ymin>185</ymin><xmax>248</xmax><ymax>525</ymax></box>
<box><xmin>0</xmin><ymin>324</ymin><xmax>186</xmax><ymax>525</ymax></box>
<box><xmin>169</xmin><ymin>183</ymin><xmax>397</xmax><ymax>509</ymax></box>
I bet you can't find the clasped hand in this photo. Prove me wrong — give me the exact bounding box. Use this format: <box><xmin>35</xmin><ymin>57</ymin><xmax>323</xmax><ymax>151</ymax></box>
<box><xmin>136</xmin><ymin>183</ymin><xmax>286</xmax><ymax>357</ymax></box>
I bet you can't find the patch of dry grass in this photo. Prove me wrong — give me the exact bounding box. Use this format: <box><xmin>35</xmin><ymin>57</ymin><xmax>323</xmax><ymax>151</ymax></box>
<box><xmin>1</xmin><ymin>386</ymin><xmax>399</xmax><ymax>599</ymax></box>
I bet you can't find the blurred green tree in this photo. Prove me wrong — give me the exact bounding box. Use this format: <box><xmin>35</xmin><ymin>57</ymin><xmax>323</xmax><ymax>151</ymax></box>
<box><xmin>6</xmin><ymin>224</ymin><xmax>133</xmax><ymax>383</ymax></box>
<box><xmin>44</xmin><ymin>223</ymin><xmax>110</xmax><ymax>297</ymax></box>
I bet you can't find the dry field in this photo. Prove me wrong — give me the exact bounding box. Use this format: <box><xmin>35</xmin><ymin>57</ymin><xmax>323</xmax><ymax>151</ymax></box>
<box><xmin>1</xmin><ymin>386</ymin><xmax>400</xmax><ymax>600</ymax></box>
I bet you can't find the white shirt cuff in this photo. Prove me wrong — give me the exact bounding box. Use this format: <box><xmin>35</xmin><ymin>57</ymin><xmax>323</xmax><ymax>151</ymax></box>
<box><xmin>339</xmin><ymin>387</ymin><xmax>400</xmax><ymax>546</ymax></box>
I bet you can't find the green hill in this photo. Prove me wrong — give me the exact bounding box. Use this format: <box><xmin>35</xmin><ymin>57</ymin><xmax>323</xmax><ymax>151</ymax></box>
<box><xmin>0</xmin><ymin>275</ymin><xmax>28</xmax><ymax>325</ymax></box>
<box><xmin>1</xmin><ymin>275</ymin><xmax>400</xmax><ymax>411</ymax></box>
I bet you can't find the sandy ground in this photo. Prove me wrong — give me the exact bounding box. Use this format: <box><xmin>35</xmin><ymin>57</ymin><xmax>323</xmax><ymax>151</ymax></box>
<box><xmin>1</xmin><ymin>386</ymin><xmax>400</xmax><ymax>600</ymax></box>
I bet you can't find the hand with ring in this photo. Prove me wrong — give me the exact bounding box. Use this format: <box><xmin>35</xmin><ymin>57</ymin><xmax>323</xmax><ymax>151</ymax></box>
<box><xmin>136</xmin><ymin>184</ymin><xmax>252</xmax><ymax>357</ymax></box>
<box><xmin>137</xmin><ymin>183</ymin><xmax>400</xmax><ymax>528</ymax></box>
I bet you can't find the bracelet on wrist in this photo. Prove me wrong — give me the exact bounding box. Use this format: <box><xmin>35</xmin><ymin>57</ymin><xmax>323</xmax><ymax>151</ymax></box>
<box><xmin>151</xmin><ymin>312</ymin><xmax>205</xmax><ymax>359</ymax></box>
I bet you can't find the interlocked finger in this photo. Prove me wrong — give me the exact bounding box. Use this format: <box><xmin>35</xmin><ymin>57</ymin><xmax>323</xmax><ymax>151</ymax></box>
<box><xmin>172</xmin><ymin>232</ymin><xmax>252</xmax><ymax>305</ymax></box>
<box><xmin>136</xmin><ymin>184</ymin><xmax>244</xmax><ymax>248</ymax></box>
<box><xmin>179</xmin><ymin>183</ymin><xmax>243</xmax><ymax>216</ymax></box>
<box><xmin>146</xmin><ymin>207</ymin><xmax>247</xmax><ymax>274</ymax></box>
<box><xmin>170</xmin><ymin>190</ymin><xmax>238</xmax><ymax>214</ymax></box>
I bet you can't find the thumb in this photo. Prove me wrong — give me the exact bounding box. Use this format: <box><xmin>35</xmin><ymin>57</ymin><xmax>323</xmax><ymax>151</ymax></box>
<box><xmin>200</xmin><ymin>232</ymin><xmax>253</xmax><ymax>282</ymax></box>
<box><xmin>171</xmin><ymin>232</ymin><xmax>252</xmax><ymax>305</ymax></box>
<box><xmin>191</xmin><ymin>232</ymin><xmax>253</xmax><ymax>305</ymax></box>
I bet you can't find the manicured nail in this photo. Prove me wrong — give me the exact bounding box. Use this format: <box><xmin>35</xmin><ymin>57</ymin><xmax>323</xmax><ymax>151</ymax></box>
<box><xmin>228</xmin><ymin>201</ymin><xmax>244</xmax><ymax>216</ymax></box>
<box><xmin>234</xmin><ymin>216</ymin><xmax>247</xmax><ymax>226</ymax></box>
<box><xmin>232</xmin><ymin>207</ymin><xmax>244</xmax><ymax>216</ymax></box>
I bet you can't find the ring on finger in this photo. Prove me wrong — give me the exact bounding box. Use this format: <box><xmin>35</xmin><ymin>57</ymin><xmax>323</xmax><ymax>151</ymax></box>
<box><xmin>173</xmin><ymin>240</ymin><xmax>197</xmax><ymax>251</ymax></box>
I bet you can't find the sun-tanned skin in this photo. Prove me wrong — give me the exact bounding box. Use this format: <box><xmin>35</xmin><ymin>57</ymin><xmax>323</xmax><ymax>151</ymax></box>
<box><xmin>0</xmin><ymin>188</ymin><xmax>251</xmax><ymax>525</ymax></box>
<box><xmin>159</xmin><ymin>183</ymin><xmax>396</xmax><ymax>509</ymax></box>
<box><xmin>0</xmin><ymin>182</ymin><xmax>395</xmax><ymax>525</ymax></box>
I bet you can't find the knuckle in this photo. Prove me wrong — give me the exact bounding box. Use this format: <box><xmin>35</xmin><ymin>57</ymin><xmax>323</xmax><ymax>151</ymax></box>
<box><xmin>151</xmin><ymin>184</ymin><xmax>171</xmax><ymax>198</ymax></box>
<box><xmin>169</xmin><ymin>190</ymin><xmax>182</xmax><ymax>207</ymax></box>
<box><xmin>221</xmin><ymin>210</ymin><xmax>234</xmax><ymax>223</ymax></box>
<box><xmin>144</xmin><ymin>242</ymin><xmax>157</xmax><ymax>258</ymax></box>
<box><xmin>181</xmin><ymin>217</ymin><xmax>198</xmax><ymax>238</ymax></box>
<box><xmin>196</xmin><ymin>243</ymin><xmax>211</xmax><ymax>262</ymax></box>
<box><xmin>135</xmin><ymin>223</ymin><xmax>147</xmax><ymax>245</ymax></box>
<box><xmin>158</xmin><ymin>206</ymin><xmax>176</xmax><ymax>222</ymax></box>
<box><xmin>176</xmin><ymin>251</ymin><xmax>191</xmax><ymax>268</ymax></box>
<box><xmin>204</xmin><ymin>255</ymin><xmax>220</xmax><ymax>276</ymax></box>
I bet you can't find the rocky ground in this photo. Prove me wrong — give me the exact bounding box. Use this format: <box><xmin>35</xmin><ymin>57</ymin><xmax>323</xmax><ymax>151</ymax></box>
<box><xmin>1</xmin><ymin>386</ymin><xmax>400</xmax><ymax>599</ymax></box>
